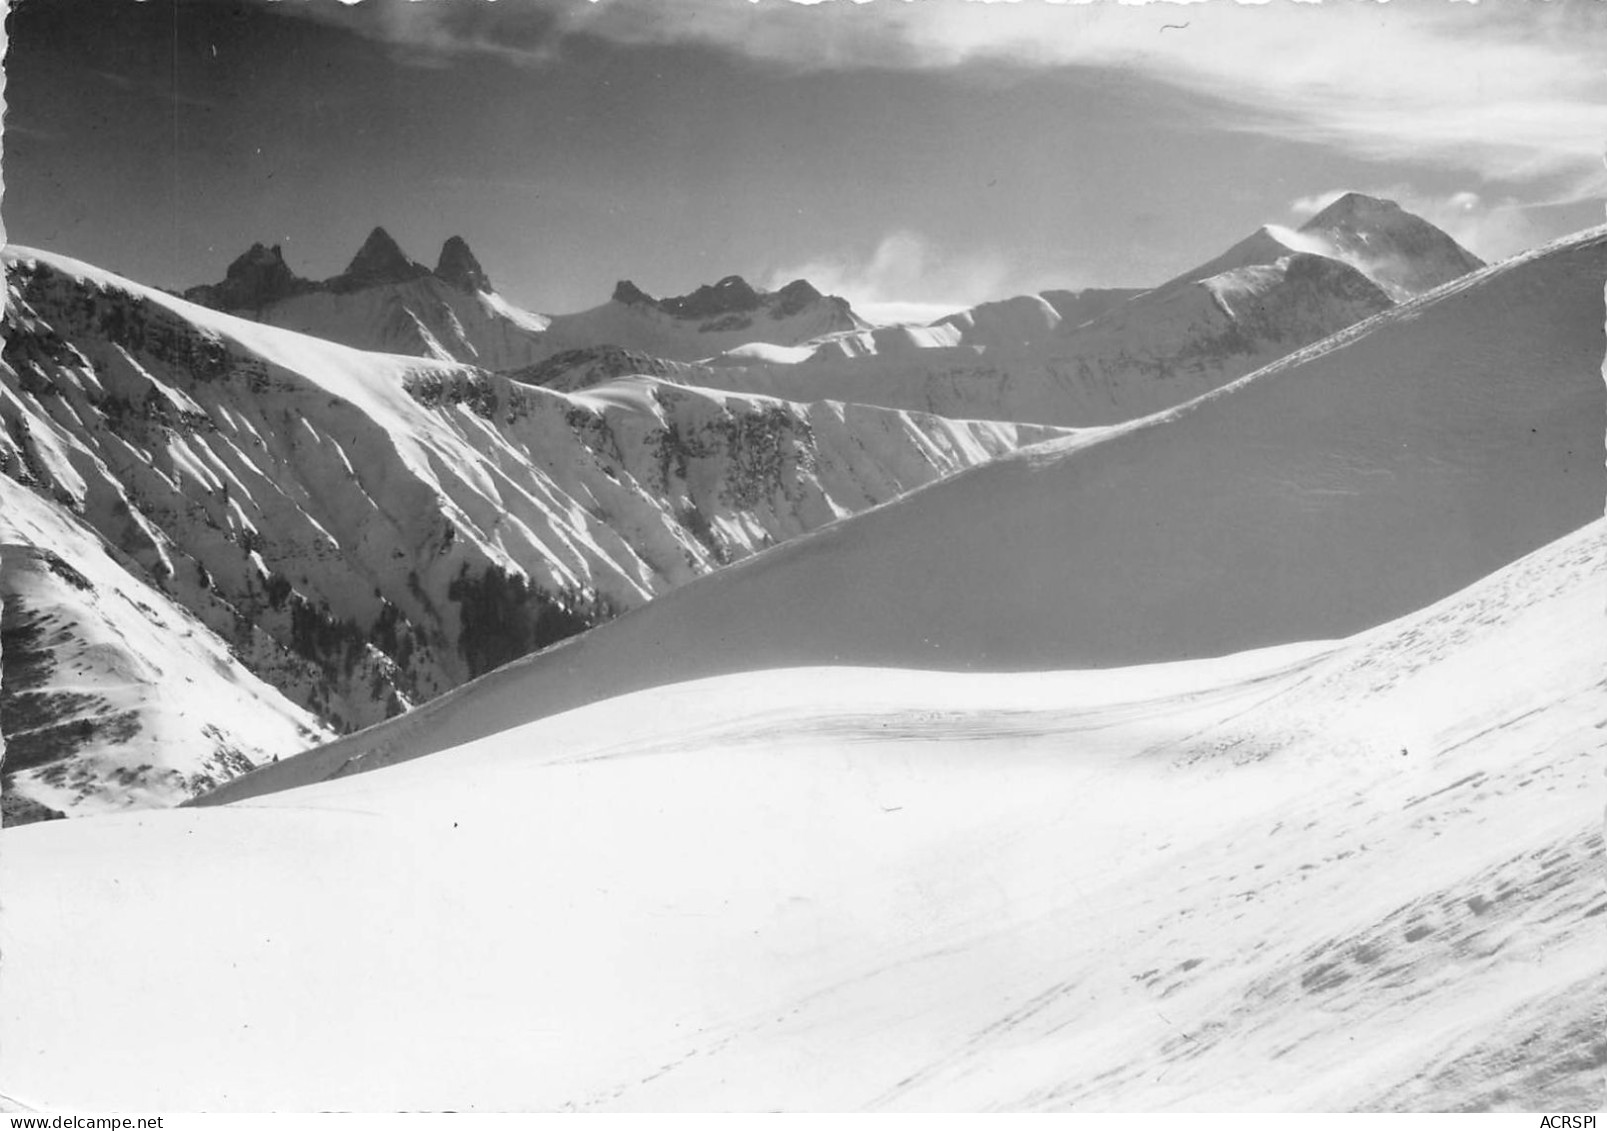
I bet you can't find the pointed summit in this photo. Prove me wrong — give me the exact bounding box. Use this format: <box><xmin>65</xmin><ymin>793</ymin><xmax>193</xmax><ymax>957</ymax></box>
<box><xmin>331</xmin><ymin>227</ymin><xmax>430</xmax><ymax>292</ymax></box>
<box><xmin>772</xmin><ymin>279</ymin><xmax>824</xmax><ymax>317</ymax></box>
<box><xmin>1298</xmin><ymin>192</ymin><xmax>1484</xmax><ymax>299</ymax></box>
<box><xmin>434</xmin><ymin>236</ymin><xmax>492</xmax><ymax>294</ymax></box>
<box><xmin>1299</xmin><ymin>192</ymin><xmax>1406</xmax><ymax>230</ymax></box>
<box><xmin>346</xmin><ymin>227</ymin><xmax>410</xmax><ymax>275</ymax></box>
<box><xmin>182</xmin><ymin>242</ymin><xmax>312</xmax><ymax>311</ymax></box>
<box><xmin>612</xmin><ymin>280</ymin><xmax>655</xmax><ymax>306</ymax></box>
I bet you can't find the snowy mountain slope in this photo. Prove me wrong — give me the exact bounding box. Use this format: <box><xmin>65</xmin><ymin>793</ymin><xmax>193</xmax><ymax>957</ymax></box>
<box><xmin>672</xmin><ymin>195</ymin><xmax>1481</xmax><ymax>427</ymax></box>
<box><xmin>2</xmin><ymin>246</ymin><xmax>1062</xmax><ymax>767</ymax></box>
<box><xmin>250</xmin><ymin>275</ymin><xmax>554</xmax><ymax>372</ymax></box>
<box><xmin>203</xmin><ymin>222</ymin><xmax>1605</xmax><ymax>801</ymax></box>
<box><xmin>1037</xmin><ymin>286</ymin><xmax>1148</xmax><ymax>328</ymax></box>
<box><xmin>9</xmin><ymin>514</ymin><xmax>1602</xmax><ymax>1111</ymax></box>
<box><xmin>789</xmin><ymin>292</ymin><xmax>1087</xmax><ymax>362</ymax></box>
<box><xmin>0</xmin><ymin>477</ymin><xmax>326</xmax><ymax>820</ymax></box>
<box><xmin>1293</xmin><ymin>191</ymin><xmax>1487</xmax><ymax>301</ymax></box>
<box><xmin>185</xmin><ymin>229</ymin><xmax>554</xmax><ymax>370</ymax></box>
<box><xmin>1155</xmin><ymin>193</ymin><xmax>1482</xmax><ymax>304</ymax></box>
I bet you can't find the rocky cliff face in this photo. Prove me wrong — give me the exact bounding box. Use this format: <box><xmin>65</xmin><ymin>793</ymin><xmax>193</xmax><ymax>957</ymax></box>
<box><xmin>181</xmin><ymin>243</ymin><xmax>316</xmax><ymax>311</ymax></box>
<box><xmin>435</xmin><ymin>235</ymin><xmax>492</xmax><ymax>294</ymax></box>
<box><xmin>505</xmin><ymin>345</ymin><xmax>712</xmax><ymax>393</ymax></box>
<box><xmin>327</xmin><ymin>226</ymin><xmax>435</xmax><ymax>293</ymax></box>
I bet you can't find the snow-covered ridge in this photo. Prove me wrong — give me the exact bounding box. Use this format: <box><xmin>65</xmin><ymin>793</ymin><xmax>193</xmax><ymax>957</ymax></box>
<box><xmin>534</xmin><ymin>275</ymin><xmax>867</xmax><ymax>364</ymax></box>
<box><xmin>1152</xmin><ymin>193</ymin><xmax>1484</xmax><ymax>304</ymax></box>
<box><xmin>199</xmin><ymin>223</ymin><xmax>1605</xmax><ymax>801</ymax></box>
<box><xmin>177</xmin><ymin>194</ymin><xmax>1478</xmax><ymax>429</ymax></box>
<box><xmin>672</xmin><ymin>193</ymin><xmax>1485</xmax><ymax>427</ymax></box>
<box><xmin>2</xmin><ymin>245</ymin><xmax>1066</xmax><ymax>813</ymax></box>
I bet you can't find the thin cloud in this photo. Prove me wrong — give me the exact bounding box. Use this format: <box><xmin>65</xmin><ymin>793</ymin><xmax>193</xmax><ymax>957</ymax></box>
<box><xmin>1289</xmin><ymin>190</ymin><xmax>1351</xmax><ymax>221</ymax></box>
<box><xmin>764</xmin><ymin>230</ymin><xmax>1015</xmax><ymax>317</ymax></box>
<box><xmin>265</xmin><ymin>0</ymin><xmax>1607</xmax><ymax>196</ymax></box>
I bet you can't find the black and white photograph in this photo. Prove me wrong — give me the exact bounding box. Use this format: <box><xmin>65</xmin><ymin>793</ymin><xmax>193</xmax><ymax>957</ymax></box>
<box><xmin>1</xmin><ymin>0</ymin><xmax>1604</xmax><ymax>1113</ymax></box>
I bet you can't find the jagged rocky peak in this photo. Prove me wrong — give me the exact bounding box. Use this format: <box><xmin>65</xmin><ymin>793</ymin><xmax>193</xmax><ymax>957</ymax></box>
<box><xmin>772</xmin><ymin>278</ymin><xmax>824</xmax><ymax>316</ymax></box>
<box><xmin>659</xmin><ymin>275</ymin><xmax>763</xmax><ymax>320</ymax></box>
<box><xmin>614</xmin><ymin>274</ymin><xmax>851</xmax><ymax>325</ymax></box>
<box><xmin>612</xmin><ymin>279</ymin><xmax>655</xmax><ymax>306</ymax></box>
<box><xmin>330</xmin><ymin>226</ymin><xmax>432</xmax><ymax>292</ymax></box>
<box><xmin>182</xmin><ymin>225</ymin><xmax>507</xmax><ymax>316</ymax></box>
<box><xmin>434</xmin><ymin>236</ymin><xmax>492</xmax><ymax>294</ymax></box>
<box><xmin>183</xmin><ymin>242</ymin><xmax>311</xmax><ymax>310</ymax></box>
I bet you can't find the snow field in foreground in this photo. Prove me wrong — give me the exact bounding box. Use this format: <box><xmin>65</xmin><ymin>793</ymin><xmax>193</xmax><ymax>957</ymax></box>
<box><xmin>2</xmin><ymin>519</ymin><xmax>1602</xmax><ymax>1111</ymax></box>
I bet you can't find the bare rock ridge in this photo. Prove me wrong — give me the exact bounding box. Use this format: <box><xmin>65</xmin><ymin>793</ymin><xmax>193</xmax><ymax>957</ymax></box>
<box><xmin>504</xmin><ymin>345</ymin><xmax>710</xmax><ymax>393</ymax></box>
<box><xmin>182</xmin><ymin>243</ymin><xmax>316</xmax><ymax>311</ymax></box>
<box><xmin>612</xmin><ymin>274</ymin><xmax>857</xmax><ymax>327</ymax></box>
<box><xmin>183</xmin><ymin>228</ymin><xmax>496</xmax><ymax>310</ymax></box>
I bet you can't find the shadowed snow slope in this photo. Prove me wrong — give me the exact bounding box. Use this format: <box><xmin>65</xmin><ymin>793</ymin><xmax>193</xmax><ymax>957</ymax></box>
<box><xmin>247</xmin><ymin>276</ymin><xmax>554</xmax><ymax>371</ymax></box>
<box><xmin>201</xmin><ymin>224</ymin><xmax>1606</xmax><ymax>802</ymax></box>
<box><xmin>6</xmin><ymin>515</ymin><xmax>1602</xmax><ymax>1110</ymax></box>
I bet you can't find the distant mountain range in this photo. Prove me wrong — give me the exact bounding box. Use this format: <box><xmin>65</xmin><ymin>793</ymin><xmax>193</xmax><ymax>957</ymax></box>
<box><xmin>201</xmin><ymin>220</ymin><xmax>1607</xmax><ymax>800</ymax></box>
<box><xmin>0</xmin><ymin>193</ymin><xmax>1563</xmax><ymax>820</ymax></box>
<box><xmin>181</xmin><ymin>193</ymin><xmax>1483</xmax><ymax>421</ymax></box>
<box><xmin>183</xmin><ymin>228</ymin><xmax>867</xmax><ymax>369</ymax></box>
<box><xmin>676</xmin><ymin>193</ymin><xmax>1488</xmax><ymax>425</ymax></box>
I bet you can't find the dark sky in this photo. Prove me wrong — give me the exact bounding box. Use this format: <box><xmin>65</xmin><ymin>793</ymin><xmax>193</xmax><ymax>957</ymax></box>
<box><xmin>5</xmin><ymin>0</ymin><xmax>1603</xmax><ymax>318</ymax></box>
